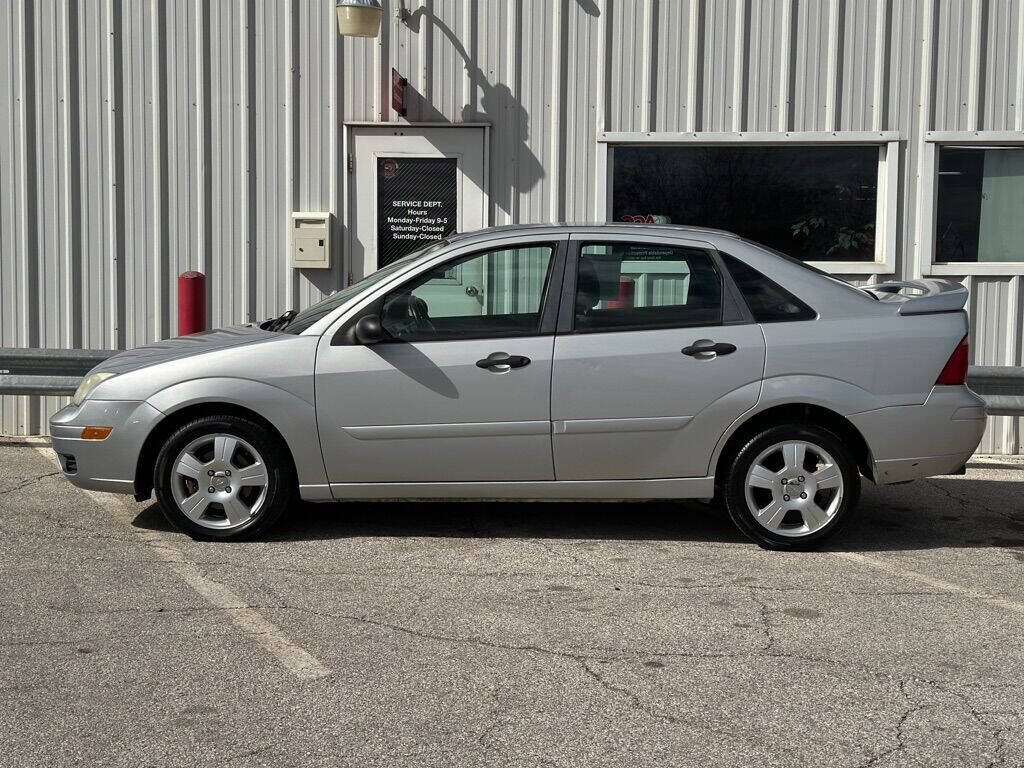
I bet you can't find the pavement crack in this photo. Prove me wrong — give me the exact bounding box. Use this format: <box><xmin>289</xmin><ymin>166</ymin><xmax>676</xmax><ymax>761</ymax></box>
<box><xmin>579</xmin><ymin>658</ymin><xmax>682</xmax><ymax>726</ymax></box>
<box><xmin>746</xmin><ymin>587</ymin><xmax>776</xmax><ymax>652</ymax></box>
<box><xmin>0</xmin><ymin>471</ymin><xmax>61</xmax><ymax>496</ymax></box>
<box><xmin>859</xmin><ymin>679</ymin><xmax>927</xmax><ymax>768</ymax></box>
<box><xmin>528</xmin><ymin>539</ymin><xmax>603</xmax><ymax>575</ymax></box>
<box><xmin>278</xmin><ymin>606</ymin><xmax>617</xmax><ymax>665</ymax></box>
<box><xmin>924</xmin><ymin>478</ymin><xmax>1017</xmax><ymax>526</ymax></box>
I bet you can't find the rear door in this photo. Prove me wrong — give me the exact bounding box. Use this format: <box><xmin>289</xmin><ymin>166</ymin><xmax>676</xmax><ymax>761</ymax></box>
<box><xmin>551</xmin><ymin>235</ymin><xmax>766</xmax><ymax>480</ymax></box>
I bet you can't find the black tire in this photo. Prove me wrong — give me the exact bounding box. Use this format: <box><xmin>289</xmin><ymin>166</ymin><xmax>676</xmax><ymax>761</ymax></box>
<box><xmin>154</xmin><ymin>415</ymin><xmax>295</xmax><ymax>539</ymax></box>
<box><xmin>723</xmin><ymin>423</ymin><xmax>860</xmax><ymax>550</ymax></box>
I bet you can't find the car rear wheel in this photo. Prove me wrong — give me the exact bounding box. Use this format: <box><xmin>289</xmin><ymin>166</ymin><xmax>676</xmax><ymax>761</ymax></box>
<box><xmin>154</xmin><ymin>415</ymin><xmax>294</xmax><ymax>539</ymax></box>
<box><xmin>723</xmin><ymin>424</ymin><xmax>860</xmax><ymax>549</ymax></box>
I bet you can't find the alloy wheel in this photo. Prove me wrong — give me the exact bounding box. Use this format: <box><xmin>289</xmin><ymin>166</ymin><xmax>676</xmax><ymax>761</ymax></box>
<box><xmin>743</xmin><ymin>440</ymin><xmax>844</xmax><ymax>537</ymax></box>
<box><xmin>169</xmin><ymin>433</ymin><xmax>270</xmax><ymax>530</ymax></box>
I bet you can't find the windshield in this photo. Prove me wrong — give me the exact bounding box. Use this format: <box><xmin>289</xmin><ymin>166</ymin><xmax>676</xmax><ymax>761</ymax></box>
<box><xmin>282</xmin><ymin>241</ymin><xmax>449</xmax><ymax>334</ymax></box>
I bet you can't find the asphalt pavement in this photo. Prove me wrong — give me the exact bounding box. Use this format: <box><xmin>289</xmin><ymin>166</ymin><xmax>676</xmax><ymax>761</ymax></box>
<box><xmin>2</xmin><ymin>440</ymin><xmax>1023</xmax><ymax>767</ymax></box>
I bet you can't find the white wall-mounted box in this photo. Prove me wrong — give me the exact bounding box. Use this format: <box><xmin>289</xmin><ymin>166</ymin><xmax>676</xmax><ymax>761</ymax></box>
<box><xmin>291</xmin><ymin>212</ymin><xmax>332</xmax><ymax>269</ymax></box>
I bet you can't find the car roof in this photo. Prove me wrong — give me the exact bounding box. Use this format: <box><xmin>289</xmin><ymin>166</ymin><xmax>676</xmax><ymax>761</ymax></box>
<box><xmin>446</xmin><ymin>222</ymin><xmax>742</xmax><ymax>245</ymax></box>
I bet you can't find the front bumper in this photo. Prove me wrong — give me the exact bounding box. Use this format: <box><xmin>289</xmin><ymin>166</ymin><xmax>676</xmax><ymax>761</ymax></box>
<box><xmin>49</xmin><ymin>400</ymin><xmax>164</xmax><ymax>495</ymax></box>
<box><xmin>849</xmin><ymin>386</ymin><xmax>987</xmax><ymax>485</ymax></box>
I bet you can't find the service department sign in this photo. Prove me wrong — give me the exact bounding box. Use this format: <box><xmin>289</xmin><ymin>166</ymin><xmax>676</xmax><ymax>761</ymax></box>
<box><xmin>377</xmin><ymin>156</ymin><xmax>458</xmax><ymax>268</ymax></box>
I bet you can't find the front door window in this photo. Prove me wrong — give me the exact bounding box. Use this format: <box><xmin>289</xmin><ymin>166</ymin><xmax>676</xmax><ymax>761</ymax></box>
<box><xmin>381</xmin><ymin>244</ymin><xmax>556</xmax><ymax>341</ymax></box>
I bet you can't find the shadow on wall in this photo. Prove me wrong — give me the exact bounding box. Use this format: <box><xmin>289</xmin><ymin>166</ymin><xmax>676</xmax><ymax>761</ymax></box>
<box><xmin>396</xmin><ymin>3</ymin><xmax>554</xmax><ymax>220</ymax></box>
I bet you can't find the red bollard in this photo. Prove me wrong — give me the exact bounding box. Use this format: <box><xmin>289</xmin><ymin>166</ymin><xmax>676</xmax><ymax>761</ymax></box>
<box><xmin>607</xmin><ymin>276</ymin><xmax>636</xmax><ymax>309</ymax></box>
<box><xmin>178</xmin><ymin>271</ymin><xmax>207</xmax><ymax>336</ymax></box>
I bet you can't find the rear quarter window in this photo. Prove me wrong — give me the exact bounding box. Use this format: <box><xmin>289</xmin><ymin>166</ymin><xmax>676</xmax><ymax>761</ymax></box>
<box><xmin>720</xmin><ymin>252</ymin><xmax>817</xmax><ymax>322</ymax></box>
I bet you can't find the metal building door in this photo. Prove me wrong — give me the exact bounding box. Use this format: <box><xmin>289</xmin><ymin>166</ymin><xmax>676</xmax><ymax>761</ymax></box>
<box><xmin>348</xmin><ymin>126</ymin><xmax>487</xmax><ymax>293</ymax></box>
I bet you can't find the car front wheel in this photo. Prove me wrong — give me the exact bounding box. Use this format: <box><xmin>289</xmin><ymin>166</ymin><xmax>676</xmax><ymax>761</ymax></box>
<box><xmin>723</xmin><ymin>424</ymin><xmax>860</xmax><ymax>549</ymax></box>
<box><xmin>154</xmin><ymin>415</ymin><xmax>294</xmax><ymax>539</ymax></box>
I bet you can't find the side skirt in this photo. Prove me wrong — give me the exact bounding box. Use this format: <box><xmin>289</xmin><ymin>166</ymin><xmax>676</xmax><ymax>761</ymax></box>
<box><xmin>322</xmin><ymin>477</ymin><xmax>715</xmax><ymax>501</ymax></box>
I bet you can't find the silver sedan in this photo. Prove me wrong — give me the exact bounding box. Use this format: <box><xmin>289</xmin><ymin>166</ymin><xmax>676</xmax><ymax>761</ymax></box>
<box><xmin>50</xmin><ymin>224</ymin><xmax>986</xmax><ymax>548</ymax></box>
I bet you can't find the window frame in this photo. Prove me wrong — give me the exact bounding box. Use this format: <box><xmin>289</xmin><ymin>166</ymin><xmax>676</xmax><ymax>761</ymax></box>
<box><xmin>557</xmin><ymin>235</ymin><xmax>753</xmax><ymax>335</ymax></box>
<box><xmin>595</xmin><ymin>131</ymin><xmax>900</xmax><ymax>276</ymax></box>
<box><xmin>919</xmin><ymin>132</ymin><xmax>1024</xmax><ymax>276</ymax></box>
<box><xmin>335</xmin><ymin>239</ymin><xmax>567</xmax><ymax>345</ymax></box>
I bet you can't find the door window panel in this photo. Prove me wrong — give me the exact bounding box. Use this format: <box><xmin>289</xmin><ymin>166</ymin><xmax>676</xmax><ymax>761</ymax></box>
<box><xmin>381</xmin><ymin>244</ymin><xmax>555</xmax><ymax>341</ymax></box>
<box><xmin>574</xmin><ymin>243</ymin><xmax>723</xmax><ymax>331</ymax></box>
<box><xmin>935</xmin><ymin>145</ymin><xmax>1024</xmax><ymax>263</ymax></box>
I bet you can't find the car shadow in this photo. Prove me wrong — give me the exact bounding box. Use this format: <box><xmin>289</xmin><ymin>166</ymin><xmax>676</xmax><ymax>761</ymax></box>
<box><xmin>129</xmin><ymin>475</ymin><xmax>1024</xmax><ymax>554</ymax></box>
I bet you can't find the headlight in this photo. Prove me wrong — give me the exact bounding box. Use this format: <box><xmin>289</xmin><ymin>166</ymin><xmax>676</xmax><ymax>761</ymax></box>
<box><xmin>72</xmin><ymin>372</ymin><xmax>117</xmax><ymax>406</ymax></box>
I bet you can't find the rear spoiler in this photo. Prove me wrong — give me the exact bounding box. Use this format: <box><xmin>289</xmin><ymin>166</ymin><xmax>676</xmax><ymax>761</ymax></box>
<box><xmin>860</xmin><ymin>279</ymin><xmax>968</xmax><ymax>315</ymax></box>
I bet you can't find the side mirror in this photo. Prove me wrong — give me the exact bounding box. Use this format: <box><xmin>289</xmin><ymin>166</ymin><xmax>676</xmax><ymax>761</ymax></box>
<box><xmin>354</xmin><ymin>314</ymin><xmax>384</xmax><ymax>345</ymax></box>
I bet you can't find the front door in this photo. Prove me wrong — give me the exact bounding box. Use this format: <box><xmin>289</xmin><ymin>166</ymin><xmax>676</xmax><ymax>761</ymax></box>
<box><xmin>349</xmin><ymin>125</ymin><xmax>486</xmax><ymax>292</ymax></box>
<box><xmin>315</xmin><ymin>238</ymin><xmax>566</xmax><ymax>485</ymax></box>
<box><xmin>551</xmin><ymin>236</ymin><xmax>766</xmax><ymax>480</ymax></box>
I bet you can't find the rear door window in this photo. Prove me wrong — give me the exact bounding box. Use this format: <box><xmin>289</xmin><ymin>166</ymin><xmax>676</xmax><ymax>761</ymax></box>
<box><xmin>573</xmin><ymin>243</ymin><xmax>723</xmax><ymax>332</ymax></box>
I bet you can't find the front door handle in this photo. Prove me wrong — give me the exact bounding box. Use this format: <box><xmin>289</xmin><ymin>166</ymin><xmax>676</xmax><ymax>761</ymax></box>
<box><xmin>476</xmin><ymin>352</ymin><xmax>531</xmax><ymax>370</ymax></box>
<box><xmin>682</xmin><ymin>341</ymin><xmax>737</xmax><ymax>357</ymax></box>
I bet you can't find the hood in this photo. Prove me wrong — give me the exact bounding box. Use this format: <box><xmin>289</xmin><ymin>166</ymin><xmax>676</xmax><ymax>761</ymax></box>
<box><xmin>92</xmin><ymin>325</ymin><xmax>286</xmax><ymax>375</ymax></box>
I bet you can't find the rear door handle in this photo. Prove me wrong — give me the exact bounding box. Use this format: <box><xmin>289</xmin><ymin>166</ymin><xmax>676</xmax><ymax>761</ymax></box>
<box><xmin>476</xmin><ymin>352</ymin><xmax>531</xmax><ymax>370</ymax></box>
<box><xmin>682</xmin><ymin>341</ymin><xmax>737</xmax><ymax>357</ymax></box>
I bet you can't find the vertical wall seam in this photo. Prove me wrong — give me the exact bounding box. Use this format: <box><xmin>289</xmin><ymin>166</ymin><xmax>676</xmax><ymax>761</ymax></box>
<box><xmin>550</xmin><ymin>0</ymin><xmax>566</xmax><ymax>222</ymax></box>
<box><xmin>1016</xmin><ymin>3</ymin><xmax>1024</xmax><ymax>131</ymax></box>
<box><xmin>244</xmin><ymin>0</ymin><xmax>256</xmax><ymax>322</ymax></box>
<box><xmin>686</xmin><ymin>0</ymin><xmax>702</xmax><ymax>131</ymax></box>
<box><xmin>64</xmin><ymin>0</ymin><xmax>82</xmax><ymax>349</ymax></box>
<box><xmin>639</xmin><ymin>0</ymin><xmax>652</xmax><ymax>132</ymax></box>
<box><xmin>967</xmin><ymin>0</ymin><xmax>983</xmax><ymax>130</ymax></box>
<box><xmin>286</xmin><ymin>0</ymin><xmax>298</xmax><ymax>308</ymax></box>
<box><xmin>597</xmin><ymin>0</ymin><xmax>609</xmax><ymax>134</ymax></box>
<box><xmin>14</xmin><ymin>0</ymin><xmax>33</xmax><ymax>428</ymax></box>
<box><xmin>777</xmin><ymin>0</ymin><xmax>792</xmax><ymax>131</ymax></box>
<box><xmin>111</xmin><ymin>0</ymin><xmax>125</xmax><ymax>350</ymax></box>
<box><xmin>149</xmin><ymin>0</ymin><xmax>164</xmax><ymax>339</ymax></box>
<box><xmin>510</xmin><ymin>0</ymin><xmax>522</xmax><ymax>222</ymax></box>
<box><xmin>871</xmin><ymin>0</ymin><xmax>890</xmax><ymax>131</ymax></box>
<box><xmin>237</xmin><ymin>0</ymin><xmax>247</xmax><ymax>322</ymax></box>
<box><xmin>199</xmin><ymin>0</ymin><xmax>212</xmax><ymax>318</ymax></box>
<box><xmin>156</xmin><ymin>0</ymin><xmax>170</xmax><ymax>338</ymax></box>
<box><xmin>824</xmin><ymin>0</ymin><xmax>840</xmax><ymax>129</ymax></box>
<box><xmin>332</xmin><ymin>0</ymin><xmax>344</xmax><ymax>291</ymax></box>
<box><xmin>911</xmin><ymin>0</ymin><xmax>937</xmax><ymax>281</ymax></box>
<box><xmin>422</xmin><ymin>0</ymin><xmax>432</xmax><ymax>109</ymax></box>
<box><xmin>731</xmin><ymin>0</ymin><xmax>746</xmax><ymax>131</ymax></box>
<box><xmin>192</xmin><ymin>0</ymin><xmax>203</xmax><ymax>275</ymax></box>
<box><xmin>21</xmin><ymin>0</ymin><xmax>39</xmax><ymax>358</ymax></box>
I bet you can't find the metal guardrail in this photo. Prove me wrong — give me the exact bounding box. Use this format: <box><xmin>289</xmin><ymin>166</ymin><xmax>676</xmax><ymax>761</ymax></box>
<box><xmin>0</xmin><ymin>348</ymin><xmax>115</xmax><ymax>396</ymax></box>
<box><xmin>967</xmin><ymin>365</ymin><xmax>1024</xmax><ymax>417</ymax></box>
<box><xmin>1</xmin><ymin>346</ymin><xmax>1023</xmax><ymax>415</ymax></box>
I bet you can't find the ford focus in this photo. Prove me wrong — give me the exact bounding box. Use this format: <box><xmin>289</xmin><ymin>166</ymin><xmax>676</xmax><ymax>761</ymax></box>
<box><xmin>50</xmin><ymin>224</ymin><xmax>986</xmax><ymax>548</ymax></box>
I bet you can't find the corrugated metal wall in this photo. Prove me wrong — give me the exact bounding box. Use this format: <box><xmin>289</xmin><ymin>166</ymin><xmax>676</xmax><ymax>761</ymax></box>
<box><xmin>2</xmin><ymin>0</ymin><xmax>1022</xmax><ymax>452</ymax></box>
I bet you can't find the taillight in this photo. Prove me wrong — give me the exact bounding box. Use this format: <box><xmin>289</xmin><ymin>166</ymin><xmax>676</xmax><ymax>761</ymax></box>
<box><xmin>935</xmin><ymin>335</ymin><xmax>969</xmax><ymax>385</ymax></box>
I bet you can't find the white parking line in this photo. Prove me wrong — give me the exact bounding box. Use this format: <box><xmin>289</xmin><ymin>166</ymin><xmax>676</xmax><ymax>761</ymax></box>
<box><xmin>36</xmin><ymin>448</ymin><xmax>331</xmax><ymax>681</ymax></box>
<box><xmin>835</xmin><ymin>551</ymin><xmax>1024</xmax><ymax>616</ymax></box>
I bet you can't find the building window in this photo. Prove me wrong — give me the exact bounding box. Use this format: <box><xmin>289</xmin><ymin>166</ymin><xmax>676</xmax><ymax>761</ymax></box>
<box><xmin>611</xmin><ymin>145</ymin><xmax>880</xmax><ymax>262</ymax></box>
<box><xmin>935</xmin><ymin>146</ymin><xmax>1024</xmax><ymax>264</ymax></box>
